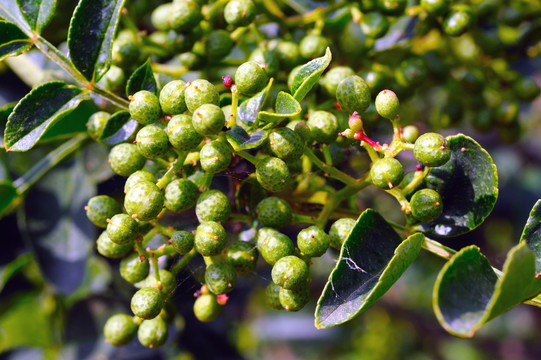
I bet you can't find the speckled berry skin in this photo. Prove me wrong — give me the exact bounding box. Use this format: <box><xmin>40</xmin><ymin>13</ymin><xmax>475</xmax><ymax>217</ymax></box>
<box><xmin>131</xmin><ymin>287</ymin><xmax>163</xmax><ymax>319</ymax></box>
<box><xmin>257</xmin><ymin>157</ymin><xmax>290</xmax><ymax>192</ymax></box>
<box><xmin>249</xmin><ymin>48</ymin><xmax>279</xmax><ymax>77</ymax></box>
<box><xmin>257</xmin><ymin>228</ymin><xmax>294</xmax><ymax>265</ymax></box>
<box><xmin>235</xmin><ymin>61</ymin><xmax>269</xmax><ymax>96</ymax></box>
<box><xmin>413</xmin><ymin>133</ymin><xmax>451</xmax><ymax>167</ymax></box>
<box><xmin>185</xmin><ymin>79</ymin><xmax>220</xmax><ymax>113</ymax></box>
<box><xmin>170</xmin><ymin>230</ymin><xmax>195</xmax><ymax>255</ymax></box>
<box><xmin>322</xmin><ymin>67</ymin><xmax>354</xmax><ymax>97</ymax></box>
<box><xmin>370</xmin><ymin>157</ymin><xmax>404</xmax><ymax>189</ymax></box>
<box><xmin>137</xmin><ymin>317</ymin><xmax>168</xmax><ymax>348</ymax></box>
<box><xmin>199</xmin><ymin>140</ymin><xmax>232</xmax><ymax>174</ymax></box>
<box><xmin>442</xmin><ymin>5</ymin><xmax>474</xmax><ymax>37</ymax></box>
<box><xmin>275</xmin><ymin>41</ymin><xmax>301</xmax><ymax>69</ymax></box>
<box><xmin>86</xmin><ymin>195</ymin><xmax>122</xmax><ymax>228</ymax></box>
<box><xmin>196</xmin><ymin>189</ymin><xmax>231</xmax><ymax>223</ymax></box>
<box><xmin>168</xmin><ymin>0</ymin><xmax>202</xmax><ymax>32</ymax></box>
<box><xmin>86</xmin><ymin>111</ymin><xmax>110</xmax><ymax>141</ymax></box>
<box><xmin>143</xmin><ymin>269</ymin><xmax>176</xmax><ymax>297</ymax></box>
<box><xmin>271</xmin><ymin>255</ymin><xmax>309</xmax><ymax>290</ymax></box>
<box><xmin>164</xmin><ymin>179</ymin><xmax>199</xmax><ymax>213</ymax></box>
<box><xmin>204</xmin><ymin>30</ymin><xmax>234</xmax><ymax>59</ymax></box>
<box><xmin>97</xmin><ymin>231</ymin><xmax>133</xmax><ymax>259</ymax></box>
<box><xmin>411</xmin><ymin>188</ymin><xmax>443</xmax><ymax>223</ymax></box>
<box><xmin>106</xmin><ymin>214</ymin><xmax>139</xmax><ymax>245</ymax></box>
<box><xmin>194</xmin><ymin>221</ymin><xmax>228</xmax><ymax>256</ymax></box>
<box><xmin>159</xmin><ymin>80</ymin><xmax>187</xmax><ymax>115</ymax></box>
<box><xmin>124</xmin><ymin>180</ymin><xmax>165</xmax><ymax>221</ymax></box>
<box><xmin>286</xmin><ymin>120</ymin><xmax>311</xmax><ymax>143</ymax></box>
<box><xmin>136</xmin><ymin>125</ymin><xmax>170</xmax><ymax>159</ymax></box>
<box><xmin>329</xmin><ymin>218</ymin><xmax>356</xmax><ymax>249</ymax></box>
<box><xmin>125</xmin><ymin>170</ymin><xmax>157</xmax><ymax>194</ymax></box>
<box><xmin>192</xmin><ymin>104</ymin><xmax>226</xmax><ymax>136</ymax></box>
<box><xmin>256</xmin><ymin>197</ymin><xmax>292</xmax><ymax>228</ymax></box>
<box><xmin>129</xmin><ymin>90</ymin><xmax>162</xmax><ymax>125</ymax></box>
<box><xmin>307</xmin><ymin>111</ymin><xmax>339</xmax><ymax>144</ymax></box>
<box><xmin>120</xmin><ymin>252</ymin><xmax>150</xmax><ymax>284</ymax></box>
<box><xmin>297</xmin><ymin>225</ymin><xmax>330</xmax><ymax>257</ymax></box>
<box><xmin>279</xmin><ymin>285</ymin><xmax>310</xmax><ymax>312</ymax></box>
<box><xmin>224</xmin><ymin>0</ymin><xmax>256</xmax><ymax>27</ymax></box>
<box><xmin>336</xmin><ymin>75</ymin><xmax>371</xmax><ymax>115</ymax></box>
<box><xmin>109</xmin><ymin>144</ymin><xmax>146</xmax><ymax>177</ymax></box>
<box><xmin>104</xmin><ymin>314</ymin><xmax>138</xmax><ymax>346</ymax></box>
<box><xmin>265</xmin><ymin>282</ymin><xmax>283</xmax><ymax>310</ymax></box>
<box><xmin>166</xmin><ymin>114</ymin><xmax>204</xmax><ymax>150</ymax></box>
<box><xmin>420</xmin><ymin>0</ymin><xmax>449</xmax><ymax>16</ymax></box>
<box><xmin>205</xmin><ymin>261</ymin><xmax>237</xmax><ymax>295</ymax></box>
<box><xmin>299</xmin><ymin>34</ymin><xmax>329</xmax><ymax>59</ymax></box>
<box><xmin>268</xmin><ymin>127</ymin><xmax>304</xmax><ymax>161</ymax></box>
<box><xmin>193</xmin><ymin>293</ymin><xmax>221</xmax><ymax>322</ymax></box>
<box><xmin>375</xmin><ymin>90</ymin><xmax>399</xmax><ymax>120</ymax></box>
<box><xmin>226</xmin><ymin>241</ymin><xmax>258</xmax><ymax>274</ymax></box>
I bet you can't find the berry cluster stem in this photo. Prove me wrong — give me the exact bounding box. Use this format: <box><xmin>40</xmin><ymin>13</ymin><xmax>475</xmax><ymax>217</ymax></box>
<box><xmin>303</xmin><ymin>147</ymin><xmax>359</xmax><ymax>187</ymax></box>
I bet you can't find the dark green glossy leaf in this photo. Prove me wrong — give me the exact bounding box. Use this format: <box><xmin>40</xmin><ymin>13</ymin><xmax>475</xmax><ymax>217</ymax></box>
<box><xmin>315</xmin><ymin>209</ymin><xmax>424</xmax><ymax>329</ymax></box>
<box><xmin>225</xmin><ymin>126</ymin><xmax>268</xmax><ymax>151</ymax></box>
<box><xmin>291</xmin><ymin>47</ymin><xmax>332</xmax><ymax>101</ymax></box>
<box><xmin>0</xmin><ymin>0</ymin><xmax>31</xmax><ymax>33</ymax></box>
<box><xmin>4</xmin><ymin>81</ymin><xmax>89</xmax><ymax>151</ymax></box>
<box><xmin>0</xmin><ymin>180</ymin><xmax>20</xmax><ymax>218</ymax></box>
<box><xmin>99</xmin><ymin>110</ymin><xmax>138</xmax><ymax>145</ymax></box>
<box><xmin>16</xmin><ymin>0</ymin><xmax>55</xmax><ymax>33</ymax></box>
<box><xmin>67</xmin><ymin>0</ymin><xmax>126</xmax><ymax>82</ymax></box>
<box><xmin>39</xmin><ymin>100</ymin><xmax>96</xmax><ymax>143</ymax></box>
<box><xmin>418</xmin><ymin>134</ymin><xmax>498</xmax><ymax>238</ymax></box>
<box><xmin>126</xmin><ymin>58</ymin><xmax>157</xmax><ymax>97</ymax></box>
<box><xmin>237</xmin><ymin>79</ymin><xmax>273</xmax><ymax>128</ymax></box>
<box><xmin>258</xmin><ymin>91</ymin><xmax>302</xmax><ymax>122</ymax></box>
<box><xmin>235</xmin><ymin>175</ymin><xmax>266</xmax><ymax>215</ymax></box>
<box><xmin>0</xmin><ymin>20</ymin><xmax>32</xmax><ymax>60</ymax></box>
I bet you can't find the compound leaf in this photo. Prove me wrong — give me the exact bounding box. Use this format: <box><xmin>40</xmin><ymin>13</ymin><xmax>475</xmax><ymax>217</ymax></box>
<box><xmin>126</xmin><ymin>58</ymin><xmax>157</xmax><ymax>97</ymax></box>
<box><xmin>0</xmin><ymin>20</ymin><xmax>32</xmax><ymax>61</ymax></box>
<box><xmin>291</xmin><ymin>47</ymin><xmax>331</xmax><ymax>101</ymax></box>
<box><xmin>16</xmin><ymin>0</ymin><xmax>55</xmax><ymax>33</ymax></box>
<box><xmin>99</xmin><ymin>110</ymin><xmax>138</xmax><ymax>145</ymax></box>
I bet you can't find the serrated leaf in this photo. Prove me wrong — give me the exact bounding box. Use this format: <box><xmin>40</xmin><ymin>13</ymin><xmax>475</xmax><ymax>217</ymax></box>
<box><xmin>235</xmin><ymin>175</ymin><xmax>266</xmax><ymax>215</ymax></box>
<box><xmin>16</xmin><ymin>0</ymin><xmax>55</xmax><ymax>33</ymax></box>
<box><xmin>4</xmin><ymin>81</ymin><xmax>89</xmax><ymax>151</ymax></box>
<box><xmin>225</xmin><ymin>126</ymin><xmax>268</xmax><ymax>151</ymax></box>
<box><xmin>67</xmin><ymin>0</ymin><xmax>126</xmax><ymax>82</ymax></box>
<box><xmin>126</xmin><ymin>58</ymin><xmax>157</xmax><ymax>97</ymax></box>
<box><xmin>98</xmin><ymin>110</ymin><xmax>138</xmax><ymax>145</ymax></box>
<box><xmin>0</xmin><ymin>20</ymin><xmax>32</xmax><ymax>61</ymax></box>
<box><xmin>0</xmin><ymin>0</ymin><xmax>31</xmax><ymax>33</ymax></box>
<box><xmin>39</xmin><ymin>100</ymin><xmax>96</xmax><ymax>143</ymax></box>
<box><xmin>258</xmin><ymin>91</ymin><xmax>302</xmax><ymax>122</ymax></box>
<box><xmin>315</xmin><ymin>209</ymin><xmax>424</xmax><ymax>329</ymax></box>
<box><xmin>418</xmin><ymin>134</ymin><xmax>498</xmax><ymax>238</ymax></box>
<box><xmin>0</xmin><ymin>180</ymin><xmax>21</xmax><ymax>218</ymax></box>
<box><xmin>291</xmin><ymin>47</ymin><xmax>332</xmax><ymax>101</ymax></box>
<box><xmin>237</xmin><ymin>79</ymin><xmax>273</xmax><ymax>128</ymax></box>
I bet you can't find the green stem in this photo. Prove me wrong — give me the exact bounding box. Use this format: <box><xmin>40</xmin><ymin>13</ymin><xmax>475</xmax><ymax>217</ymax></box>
<box><xmin>385</xmin><ymin>188</ymin><xmax>412</xmax><ymax>214</ymax></box>
<box><xmin>230</xmin><ymin>213</ymin><xmax>252</xmax><ymax>223</ymax></box>
<box><xmin>315</xmin><ymin>184</ymin><xmax>368</xmax><ymax>228</ymax></box>
<box><xmin>293</xmin><ymin>214</ymin><xmax>317</xmax><ymax>225</ymax></box>
<box><xmin>363</xmin><ymin>142</ymin><xmax>381</xmax><ymax>163</ymax></box>
<box><xmin>235</xmin><ymin>150</ymin><xmax>258</xmax><ymax>165</ymax></box>
<box><xmin>227</xmin><ymin>85</ymin><xmax>240</xmax><ymax>128</ymax></box>
<box><xmin>170</xmin><ymin>248</ymin><xmax>198</xmax><ymax>276</ymax></box>
<box><xmin>303</xmin><ymin>147</ymin><xmax>359</xmax><ymax>187</ymax></box>
<box><xmin>322</xmin><ymin>145</ymin><xmax>333</xmax><ymax>166</ymax></box>
<box><xmin>402</xmin><ymin>167</ymin><xmax>430</xmax><ymax>196</ymax></box>
<box><xmin>151</xmin><ymin>255</ymin><xmax>161</xmax><ymax>284</ymax></box>
<box><xmin>422</xmin><ymin>237</ymin><xmax>456</xmax><ymax>260</ymax></box>
<box><xmin>142</xmin><ymin>227</ymin><xmax>161</xmax><ymax>247</ymax></box>
<box><xmin>156</xmin><ymin>151</ymin><xmax>188</xmax><ymax>189</ymax></box>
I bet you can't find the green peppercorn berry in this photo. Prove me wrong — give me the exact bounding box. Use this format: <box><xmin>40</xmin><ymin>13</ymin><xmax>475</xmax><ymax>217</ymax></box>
<box><xmin>86</xmin><ymin>111</ymin><xmax>110</xmax><ymax>141</ymax></box>
<box><xmin>185</xmin><ymin>79</ymin><xmax>220</xmax><ymax>114</ymax></box>
<box><xmin>124</xmin><ymin>180</ymin><xmax>165</xmax><ymax>221</ymax></box>
<box><xmin>257</xmin><ymin>228</ymin><xmax>294</xmax><ymax>265</ymax></box>
<box><xmin>204</xmin><ymin>30</ymin><xmax>233</xmax><ymax>59</ymax></box>
<box><xmin>377</xmin><ymin>0</ymin><xmax>407</xmax><ymax>16</ymax></box>
<box><xmin>361</xmin><ymin>12</ymin><xmax>389</xmax><ymax>38</ymax></box>
<box><xmin>329</xmin><ymin>218</ymin><xmax>356</xmax><ymax>249</ymax></box>
<box><xmin>402</xmin><ymin>125</ymin><xmax>419</xmax><ymax>144</ymax></box>
<box><xmin>194</xmin><ymin>221</ymin><xmax>228</xmax><ymax>256</ymax></box>
<box><xmin>199</xmin><ymin>140</ymin><xmax>232</xmax><ymax>174</ymax></box>
<box><xmin>299</xmin><ymin>34</ymin><xmax>329</xmax><ymax>59</ymax></box>
<box><xmin>375</xmin><ymin>89</ymin><xmax>400</xmax><ymax>120</ymax></box>
<box><xmin>196</xmin><ymin>189</ymin><xmax>231</xmax><ymax>223</ymax></box>
<box><xmin>129</xmin><ymin>90</ymin><xmax>162</xmax><ymax>125</ymax></box>
<box><xmin>104</xmin><ymin>314</ymin><xmax>138</xmax><ymax>346</ymax></box>
<box><xmin>266</xmin><ymin>282</ymin><xmax>283</xmax><ymax>310</ymax></box>
<box><xmin>97</xmin><ymin>231</ymin><xmax>134</xmax><ymax>259</ymax></box>
<box><xmin>413</xmin><ymin>132</ymin><xmax>451</xmax><ymax>167</ymax></box>
<box><xmin>336</xmin><ymin>75</ymin><xmax>371</xmax><ymax>114</ymax></box>
<box><xmin>268</xmin><ymin>127</ymin><xmax>304</xmax><ymax>161</ymax></box>
<box><xmin>159</xmin><ymin>80</ymin><xmax>188</xmax><ymax>115</ymax></box>
<box><xmin>205</xmin><ymin>261</ymin><xmax>237</xmax><ymax>295</ymax></box>
<box><xmin>322</xmin><ymin>67</ymin><xmax>355</xmax><ymax>97</ymax></box>
<box><xmin>193</xmin><ymin>294</ymin><xmax>221</xmax><ymax>322</ymax></box>
<box><xmin>420</xmin><ymin>0</ymin><xmax>449</xmax><ymax>16</ymax></box>
<box><xmin>151</xmin><ymin>3</ymin><xmax>171</xmax><ymax>30</ymax></box>
<box><xmin>360</xmin><ymin>0</ymin><xmax>377</xmax><ymax>12</ymax></box>
<box><xmin>109</xmin><ymin>143</ymin><xmax>146</xmax><ymax>177</ymax></box>
<box><xmin>235</xmin><ymin>61</ymin><xmax>269</xmax><ymax>97</ymax></box>
<box><xmin>167</xmin><ymin>114</ymin><xmax>204</xmax><ymax>151</ymax></box>
<box><xmin>370</xmin><ymin>157</ymin><xmax>404</xmax><ymax>189</ymax></box>
<box><xmin>179</xmin><ymin>51</ymin><xmax>202</xmax><ymax>68</ymax></box>
<box><xmin>513</xmin><ymin>77</ymin><xmax>541</xmax><ymax>102</ymax></box>
<box><xmin>144</xmin><ymin>269</ymin><xmax>176</xmax><ymax>297</ymax></box>
<box><xmin>112</xmin><ymin>31</ymin><xmax>143</xmax><ymax>70</ymax></box>
<box><xmin>256</xmin><ymin>157</ymin><xmax>290</xmax><ymax>192</ymax></box>
<box><xmin>224</xmin><ymin>0</ymin><xmax>256</xmax><ymax>27</ymax></box>
<box><xmin>131</xmin><ymin>287</ymin><xmax>163</xmax><ymax>319</ymax></box>
<box><xmin>286</xmin><ymin>120</ymin><xmax>311</xmax><ymax>143</ymax></box>
<box><xmin>297</xmin><ymin>225</ymin><xmax>330</xmax><ymax>257</ymax></box>
<box><xmin>138</xmin><ymin>317</ymin><xmax>168</xmax><ymax>348</ymax></box>
<box><xmin>226</xmin><ymin>241</ymin><xmax>258</xmax><ymax>274</ymax></box>
<box><xmin>168</xmin><ymin>0</ymin><xmax>202</xmax><ymax>32</ymax></box>
<box><xmin>396</xmin><ymin>58</ymin><xmax>427</xmax><ymax>89</ymax></box>
<box><xmin>271</xmin><ymin>255</ymin><xmax>309</xmax><ymax>290</ymax></box>
<box><xmin>125</xmin><ymin>170</ymin><xmax>157</xmax><ymax>194</ymax></box>
<box><xmin>442</xmin><ymin>5</ymin><xmax>475</xmax><ymax>37</ymax></box>
<box><xmin>256</xmin><ymin>197</ymin><xmax>292</xmax><ymax>228</ymax></box>
<box><xmin>136</xmin><ymin>125</ymin><xmax>170</xmax><ymax>160</ymax></box>
<box><xmin>411</xmin><ymin>188</ymin><xmax>443</xmax><ymax>223</ymax></box>
<box><xmin>170</xmin><ymin>230</ymin><xmax>195</xmax><ymax>255</ymax></box>
<box><xmin>279</xmin><ymin>285</ymin><xmax>310</xmax><ymax>312</ymax></box>
<box><xmin>106</xmin><ymin>214</ymin><xmax>139</xmax><ymax>245</ymax></box>
<box><xmin>275</xmin><ymin>41</ymin><xmax>301</xmax><ymax>69</ymax></box>
<box><xmin>249</xmin><ymin>48</ymin><xmax>279</xmax><ymax>78</ymax></box>
<box><xmin>86</xmin><ymin>195</ymin><xmax>122</xmax><ymax>228</ymax></box>
<box><xmin>164</xmin><ymin>179</ymin><xmax>199</xmax><ymax>213</ymax></box>
<box><xmin>120</xmin><ymin>252</ymin><xmax>150</xmax><ymax>284</ymax></box>
<box><xmin>307</xmin><ymin>111</ymin><xmax>339</xmax><ymax>144</ymax></box>
<box><xmin>192</xmin><ymin>104</ymin><xmax>226</xmax><ymax>136</ymax></box>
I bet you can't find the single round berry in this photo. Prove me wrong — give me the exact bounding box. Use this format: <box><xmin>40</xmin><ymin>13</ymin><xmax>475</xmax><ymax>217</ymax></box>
<box><xmin>421</xmin><ymin>0</ymin><xmax>449</xmax><ymax>16</ymax></box>
<box><xmin>129</xmin><ymin>90</ymin><xmax>161</xmax><ymax>125</ymax></box>
<box><xmin>136</xmin><ymin>125</ymin><xmax>170</xmax><ymax>159</ymax></box>
<box><xmin>249</xmin><ymin>48</ymin><xmax>279</xmax><ymax>78</ymax></box>
<box><xmin>86</xmin><ymin>111</ymin><xmax>110</xmax><ymax>141</ymax></box>
<box><xmin>329</xmin><ymin>218</ymin><xmax>356</xmax><ymax>249</ymax></box>
<box><xmin>106</xmin><ymin>213</ymin><xmax>139</xmax><ymax>245</ymax></box>
<box><xmin>396</xmin><ymin>58</ymin><xmax>427</xmax><ymax>89</ymax></box>
<box><xmin>256</xmin><ymin>197</ymin><xmax>292</xmax><ymax>228</ymax></box>
<box><xmin>226</xmin><ymin>241</ymin><xmax>258</xmax><ymax>274</ymax></box>
<box><xmin>377</xmin><ymin>0</ymin><xmax>407</xmax><ymax>16</ymax></box>
<box><xmin>151</xmin><ymin>3</ymin><xmax>171</xmax><ymax>30</ymax></box>
<box><xmin>97</xmin><ymin>231</ymin><xmax>133</xmax><ymax>259</ymax></box>
<box><xmin>194</xmin><ymin>221</ymin><xmax>228</xmax><ymax>256</ymax></box>
<box><xmin>193</xmin><ymin>294</ymin><xmax>221</xmax><ymax>322</ymax></box>
<box><xmin>266</xmin><ymin>282</ymin><xmax>283</xmax><ymax>310</ymax></box>
<box><xmin>131</xmin><ymin>287</ymin><xmax>163</xmax><ymax>319</ymax></box>
<box><xmin>297</xmin><ymin>226</ymin><xmax>330</xmax><ymax>257</ymax></box>
<box><xmin>167</xmin><ymin>114</ymin><xmax>204</xmax><ymax>150</ymax></box>
<box><xmin>410</xmin><ymin>188</ymin><xmax>443</xmax><ymax>223</ymax></box>
<box><xmin>322</xmin><ymin>67</ymin><xmax>355</xmax><ymax>97</ymax></box>
<box><xmin>279</xmin><ymin>285</ymin><xmax>310</xmax><ymax>312</ymax></box>
<box><xmin>336</xmin><ymin>75</ymin><xmax>371</xmax><ymax>114</ymax></box>
<box><xmin>257</xmin><ymin>228</ymin><xmax>294</xmax><ymax>265</ymax></box>
<box><xmin>307</xmin><ymin>111</ymin><xmax>339</xmax><ymax>144</ymax></box>
<box><xmin>168</xmin><ymin>0</ymin><xmax>202</xmax><ymax>32</ymax></box>
<box><xmin>256</xmin><ymin>157</ymin><xmax>290</xmax><ymax>192</ymax></box>
<box><xmin>120</xmin><ymin>252</ymin><xmax>150</xmax><ymax>284</ymax></box>
<box><xmin>205</xmin><ymin>261</ymin><xmax>237</xmax><ymax>295</ymax></box>
<box><xmin>271</xmin><ymin>255</ymin><xmax>309</xmax><ymax>290</ymax></box>
<box><xmin>513</xmin><ymin>77</ymin><xmax>541</xmax><ymax>102</ymax></box>
<box><xmin>192</xmin><ymin>104</ymin><xmax>226</xmax><ymax>136</ymax></box>
<box><xmin>402</xmin><ymin>125</ymin><xmax>419</xmax><ymax>143</ymax></box>
<box><xmin>104</xmin><ymin>314</ymin><xmax>138</xmax><ymax>346</ymax></box>
<box><xmin>442</xmin><ymin>5</ymin><xmax>475</xmax><ymax>37</ymax></box>
<box><xmin>268</xmin><ymin>127</ymin><xmax>304</xmax><ymax>161</ymax></box>
<box><xmin>199</xmin><ymin>140</ymin><xmax>232</xmax><ymax>174</ymax></box>
<box><xmin>159</xmin><ymin>80</ymin><xmax>188</xmax><ymax>115</ymax></box>
<box><xmin>370</xmin><ymin>157</ymin><xmax>404</xmax><ymax>189</ymax></box>
<box><xmin>124</xmin><ymin>180</ymin><xmax>165</xmax><ymax>221</ymax></box>
<box><xmin>170</xmin><ymin>230</ymin><xmax>195</xmax><ymax>255</ymax></box>
<box><xmin>103</xmin><ymin>65</ymin><xmax>126</xmax><ymax>92</ymax></box>
<box><xmin>125</xmin><ymin>170</ymin><xmax>157</xmax><ymax>194</ymax></box>
<box><xmin>286</xmin><ymin>120</ymin><xmax>311</xmax><ymax>143</ymax></box>
<box><xmin>413</xmin><ymin>133</ymin><xmax>451</xmax><ymax>167</ymax></box>
<box><xmin>235</xmin><ymin>61</ymin><xmax>268</xmax><ymax>96</ymax></box>
<box><xmin>299</xmin><ymin>34</ymin><xmax>329</xmax><ymax>59</ymax></box>
<box><xmin>204</xmin><ymin>30</ymin><xmax>233</xmax><ymax>59</ymax></box>
<box><xmin>112</xmin><ymin>31</ymin><xmax>143</xmax><ymax>70</ymax></box>
<box><xmin>164</xmin><ymin>179</ymin><xmax>199</xmax><ymax>213</ymax></box>
<box><xmin>185</xmin><ymin>79</ymin><xmax>220</xmax><ymax>114</ymax></box>
<box><xmin>275</xmin><ymin>41</ymin><xmax>301</xmax><ymax>69</ymax></box>
<box><xmin>138</xmin><ymin>317</ymin><xmax>168</xmax><ymax>348</ymax></box>
<box><xmin>196</xmin><ymin>189</ymin><xmax>231</xmax><ymax>223</ymax></box>
<box><xmin>86</xmin><ymin>195</ymin><xmax>122</xmax><ymax>228</ymax></box>
<box><xmin>109</xmin><ymin>144</ymin><xmax>146</xmax><ymax>177</ymax></box>
<box><xmin>224</xmin><ymin>0</ymin><xmax>256</xmax><ymax>27</ymax></box>
<box><xmin>360</xmin><ymin>12</ymin><xmax>389</xmax><ymax>38</ymax></box>
<box><xmin>375</xmin><ymin>90</ymin><xmax>399</xmax><ymax>120</ymax></box>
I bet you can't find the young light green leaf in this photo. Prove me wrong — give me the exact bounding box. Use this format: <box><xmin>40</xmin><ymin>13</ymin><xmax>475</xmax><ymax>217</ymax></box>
<box><xmin>237</xmin><ymin>78</ymin><xmax>273</xmax><ymax>128</ymax></box>
<box><xmin>225</xmin><ymin>126</ymin><xmax>268</xmax><ymax>151</ymax></box>
<box><xmin>126</xmin><ymin>58</ymin><xmax>157</xmax><ymax>97</ymax></box>
<box><xmin>291</xmin><ymin>47</ymin><xmax>332</xmax><ymax>101</ymax></box>
<box><xmin>99</xmin><ymin>110</ymin><xmax>139</xmax><ymax>145</ymax></box>
<box><xmin>0</xmin><ymin>20</ymin><xmax>32</xmax><ymax>61</ymax></box>
<box><xmin>67</xmin><ymin>0</ymin><xmax>126</xmax><ymax>82</ymax></box>
<box><xmin>418</xmin><ymin>134</ymin><xmax>498</xmax><ymax>238</ymax></box>
<box><xmin>315</xmin><ymin>209</ymin><xmax>424</xmax><ymax>329</ymax></box>
<box><xmin>258</xmin><ymin>91</ymin><xmax>302</xmax><ymax>123</ymax></box>
<box><xmin>16</xmin><ymin>0</ymin><xmax>56</xmax><ymax>33</ymax></box>
<box><xmin>4</xmin><ymin>81</ymin><xmax>89</xmax><ymax>151</ymax></box>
